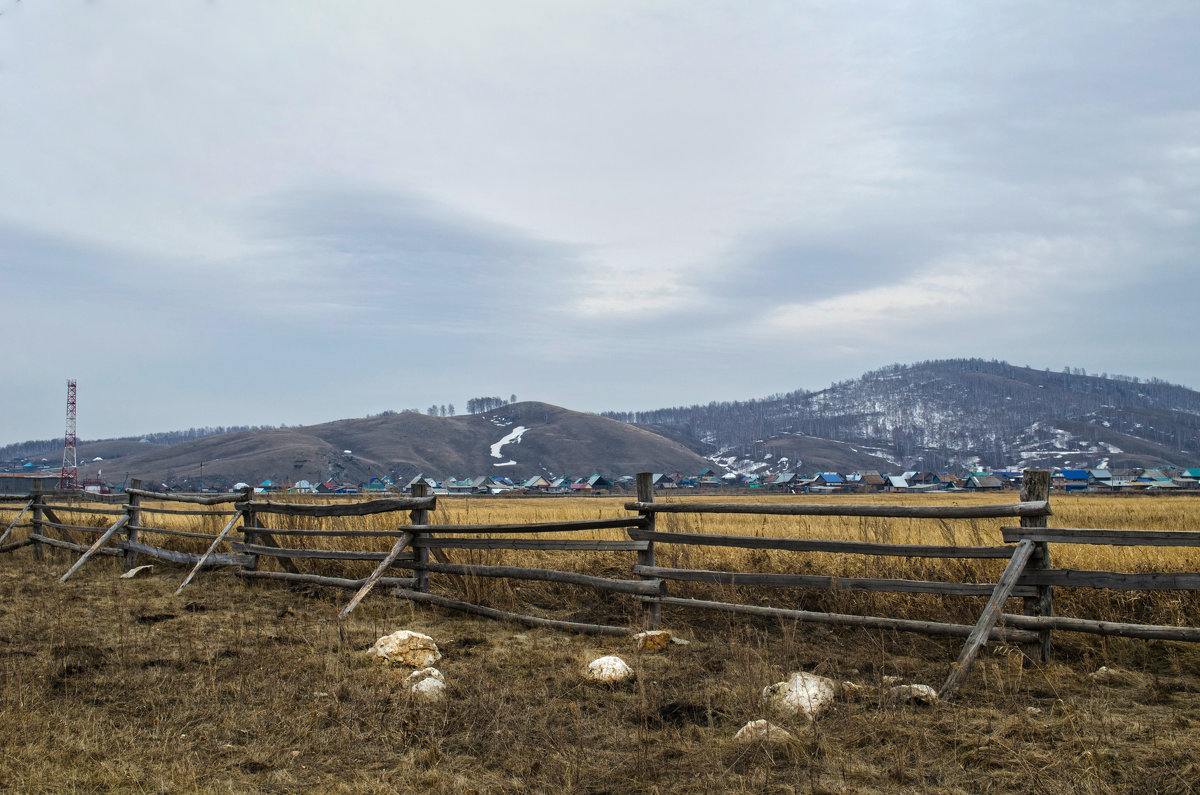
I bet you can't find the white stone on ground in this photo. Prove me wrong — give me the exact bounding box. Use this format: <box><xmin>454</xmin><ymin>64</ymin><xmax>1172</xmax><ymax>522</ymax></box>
<box><xmin>887</xmin><ymin>684</ymin><xmax>939</xmax><ymax>705</ymax></box>
<box><xmin>403</xmin><ymin>668</ymin><xmax>447</xmax><ymax>703</ymax></box>
<box><xmin>369</xmin><ymin>630</ymin><xmax>441</xmax><ymax>668</ymax></box>
<box><xmin>762</xmin><ymin>671</ymin><xmax>836</xmax><ymax>720</ymax></box>
<box><xmin>586</xmin><ymin>655</ymin><xmax>634</xmax><ymax>684</ymax></box>
<box><xmin>733</xmin><ymin>719</ymin><xmax>796</xmax><ymax>744</ymax></box>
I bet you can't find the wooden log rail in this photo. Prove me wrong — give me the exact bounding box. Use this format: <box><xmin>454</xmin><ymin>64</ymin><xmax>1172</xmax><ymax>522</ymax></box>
<box><xmin>1001</xmin><ymin>526</ymin><xmax>1200</xmax><ymax>546</ymax></box>
<box><xmin>118</xmin><ymin>540</ymin><xmax>254</xmax><ymax>567</ymax></box>
<box><xmin>631</xmin><ymin>564</ymin><xmax>1037</xmax><ymax>597</ymax></box>
<box><xmin>628</xmin><ymin>528</ymin><xmax>1014</xmax><ymax>558</ymax></box>
<box><xmin>626</xmin><ymin>500</ymin><xmax>1051</xmax><ymax>519</ymax></box>
<box><xmin>125</xmin><ymin>489</ymin><xmax>243</xmax><ymax>505</ymax></box>
<box><xmin>234</xmin><ymin>496</ymin><xmax>436</xmax><ymax>517</ymax></box>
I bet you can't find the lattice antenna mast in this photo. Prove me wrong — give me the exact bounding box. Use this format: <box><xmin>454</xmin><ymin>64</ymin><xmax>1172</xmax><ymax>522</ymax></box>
<box><xmin>59</xmin><ymin>379</ymin><xmax>78</xmax><ymax>490</ymax></box>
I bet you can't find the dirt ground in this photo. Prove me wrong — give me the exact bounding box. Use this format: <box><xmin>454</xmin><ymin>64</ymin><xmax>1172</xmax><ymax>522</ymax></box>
<box><xmin>3</xmin><ymin>555</ymin><xmax>1200</xmax><ymax>794</ymax></box>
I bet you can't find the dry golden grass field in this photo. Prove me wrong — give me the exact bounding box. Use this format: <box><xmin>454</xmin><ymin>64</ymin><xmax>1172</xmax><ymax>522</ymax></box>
<box><xmin>2</xmin><ymin>492</ymin><xmax>1200</xmax><ymax>792</ymax></box>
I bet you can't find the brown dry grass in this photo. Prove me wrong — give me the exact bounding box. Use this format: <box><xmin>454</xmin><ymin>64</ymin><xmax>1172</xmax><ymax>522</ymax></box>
<box><xmin>2</xmin><ymin>494</ymin><xmax>1200</xmax><ymax>791</ymax></box>
<box><xmin>3</xmin><ymin>556</ymin><xmax>1200</xmax><ymax>793</ymax></box>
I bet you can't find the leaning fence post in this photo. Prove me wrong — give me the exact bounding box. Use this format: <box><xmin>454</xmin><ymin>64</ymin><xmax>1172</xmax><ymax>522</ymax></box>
<box><xmin>124</xmin><ymin>478</ymin><xmax>142</xmax><ymax>571</ymax></box>
<box><xmin>410</xmin><ymin>482</ymin><xmax>431</xmax><ymax>593</ymax></box>
<box><xmin>635</xmin><ymin>472</ymin><xmax>661</xmax><ymax>629</ymax></box>
<box><xmin>31</xmin><ymin>480</ymin><xmax>45</xmax><ymax>561</ymax></box>
<box><xmin>1020</xmin><ymin>469</ymin><xmax>1053</xmax><ymax>662</ymax></box>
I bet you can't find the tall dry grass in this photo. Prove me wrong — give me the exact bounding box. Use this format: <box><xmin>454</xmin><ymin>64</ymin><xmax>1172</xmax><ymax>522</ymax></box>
<box><xmin>18</xmin><ymin>491</ymin><xmax>1200</xmax><ymax>632</ymax></box>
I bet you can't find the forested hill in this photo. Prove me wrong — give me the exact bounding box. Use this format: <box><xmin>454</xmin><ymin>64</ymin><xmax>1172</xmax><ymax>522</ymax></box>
<box><xmin>605</xmin><ymin>359</ymin><xmax>1200</xmax><ymax>473</ymax></box>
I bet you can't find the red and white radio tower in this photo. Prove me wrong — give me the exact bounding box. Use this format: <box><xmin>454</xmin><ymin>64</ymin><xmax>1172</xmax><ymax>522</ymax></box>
<box><xmin>59</xmin><ymin>379</ymin><xmax>78</xmax><ymax>490</ymax></box>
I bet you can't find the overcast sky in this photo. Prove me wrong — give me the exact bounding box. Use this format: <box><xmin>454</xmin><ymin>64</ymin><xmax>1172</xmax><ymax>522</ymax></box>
<box><xmin>2</xmin><ymin>2</ymin><xmax>1198</xmax><ymax>445</ymax></box>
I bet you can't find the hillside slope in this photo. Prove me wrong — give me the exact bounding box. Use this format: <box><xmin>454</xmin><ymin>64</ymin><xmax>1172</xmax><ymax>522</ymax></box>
<box><xmin>612</xmin><ymin>359</ymin><xmax>1200</xmax><ymax>473</ymax></box>
<box><xmin>72</xmin><ymin>402</ymin><xmax>711</xmax><ymax>488</ymax></box>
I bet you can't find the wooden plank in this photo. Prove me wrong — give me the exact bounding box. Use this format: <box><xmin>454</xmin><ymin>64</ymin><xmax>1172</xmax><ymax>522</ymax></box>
<box><xmin>1000</xmin><ymin>612</ymin><xmax>1200</xmax><ymax>642</ymax></box>
<box><xmin>125</xmin><ymin>489</ymin><xmax>243</xmax><ymax>505</ymax></box>
<box><xmin>125</xmin><ymin>479</ymin><xmax>142</xmax><ymax>571</ymax></box>
<box><xmin>36</xmin><ymin>519</ymin><xmax>110</xmax><ymax>535</ymax></box>
<box><xmin>0</xmin><ymin>500</ymin><xmax>32</xmax><ymax>547</ymax></box>
<box><xmin>117</xmin><ymin>540</ymin><xmax>254</xmax><ymax>567</ymax></box>
<box><xmin>230</xmin><ymin>542</ymin><xmax>414</xmax><ymax>562</ymax></box>
<box><xmin>235</xmin><ymin>496</ymin><xmax>436</xmax><ymax>517</ymax></box>
<box><xmin>624</xmin><ymin>500</ymin><xmax>1051</xmax><ymax>519</ymax></box>
<box><xmin>406</xmin><ymin>517</ymin><xmax>648</xmax><ymax>535</ymax></box>
<box><xmin>412</xmin><ymin>537</ymin><xmax>649</xmax><ymax>551</ymax></box>
<box><xmin>0</xmin><ymin>538</ymin><xmax>34</xmax><ymax>554</ymax></box>
<box><xmin>1018</xmin><ymin>569</ymin><xmax>1200</xmax><ymax>591</ymax></box>
<box><xmin>175</xmin><ymin>510</ymin><xmax>245</xmax><ymax>595</ymax></box>
<box><xmin>37</xmin><ymin>504</ymin><xmax>126</xmax><ymax>516</ymax></box>
<box><xmin>339</xmin><ymin>532</ymin><xmax>415</xmax><ymax>617</ymax></box>
<box><xmin>631</xmin><ymin>565</ymin><xmax>1036</xmax><ymax>597</ymax></box>
<box><xmin>1001</xmin><ymin>526</ymin><xmax>1200</xmax><ymax>547</ymax></box>
<box><xmin>132</xmin><ymin>505</ymin><xmax>239</xmax><ymax>517</ymax></box>
<box><xmin>31</xmin><ymin>533</ymin><xmax>122</xmax><ymax>556</ymax></box>
<box><xmin>234</xmin><ymin>528</ymin><xmax>415</xmax><ymax>538</ymax></box>
<box><xmin>628</xmin><ymin>528</ymin><xmax>1015</xmax><ymax>558</ymax></box>
<box><xmin>410</xmin><ymin>483</ymin><xmax>431</xmax><ymax>594</ymax></box>
<box><xmin>412</xmin><ymin>561</ymin><xmax>664</xmax><ymax>595</ymax></box>
<box><xmin>647</xmin><ymin>595</ymin><xmax>1037</xmax><ymax>643</ymax></box>
<box><xmin>1018</xmin><ymin>469</ymin><xmax>1053</xmax><ymax>663</ymax></box>
<box><xmin>127</xmin><ymin>524</ymin><xmax>220</xmax><ymax>540</ymax></box>
<box><xmin>59</xmin><ymin>515</ymin><xmax>131</xmax><ymax>583</ymax></box>
<box><xmin>239</xmin><ymin>570</ymin><xmax>418</xmax><ymax>590</ymax></box>
<box><xmin>939</xmin><ymin>539</ymin><xmax>1036</xmax><ymax>701</ymax></box>
<box><xmin>394</xmin><ymin>589</ymin><xmax>631</xmax><ymax>636</ymax></box>
<box><xmin>636</xmin><ymin>472</ymin><xmax>661</xmax><ymax>629</ymax></box>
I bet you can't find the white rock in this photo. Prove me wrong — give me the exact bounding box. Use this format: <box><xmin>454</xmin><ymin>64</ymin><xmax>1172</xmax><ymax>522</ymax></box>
<box><xmin>586</xmin><ymin>655</ymin><xmax>634</xmax><ymax>684</ymax></box>
<box><xmin>762</xmin><ymin>672</ymin><xmax>837</xmax><ymax>720</ymax></box>
<box><xmin>634</xmin><ymin>630</ymin><xmax>672</xmax><ymax>653</ymax></box>
<box><xmin>733</xmin><ymin>719</ymin><xmax>796</xmax><ymax>744</ymax></box>
<box><xmin>887</xmin><ymin>684</ymin><xmax>939</xmax><ymax>705</ymax></box>
<box><xmin>369</xmin><ymin>630</ymin><xmax>441</xmax><ymax>668</ymax></box>
<box><xmin>410</xmin><ymin>675</ymin><xmax>446</xmax><ymax>703</ymax></box>
<box><xmin>402</xmin><ymin>667</ymin><xmax>445</xmax><ymax>688</ymax></box>
<box><xmin>120</xmin><ymin>565</ymin><xmax>154</xmax><ymax>579</ymax></box>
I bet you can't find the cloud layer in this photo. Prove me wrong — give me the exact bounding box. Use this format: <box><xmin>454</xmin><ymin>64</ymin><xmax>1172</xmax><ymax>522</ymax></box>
<box><xmin>2</xmin><ymin>2</ymin><xmax>1198</xmax><ymax>444</ymax></box>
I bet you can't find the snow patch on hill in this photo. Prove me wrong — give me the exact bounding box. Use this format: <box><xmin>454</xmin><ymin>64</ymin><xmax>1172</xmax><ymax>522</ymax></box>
<box><xmin>490</xmin><ymin>426</ymin><xmax>528</xmax><ymax>459</ymax></box>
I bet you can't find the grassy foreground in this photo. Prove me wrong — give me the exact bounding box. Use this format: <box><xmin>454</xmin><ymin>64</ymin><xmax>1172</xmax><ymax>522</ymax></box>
<box><xmin>2</xmin><ymin>558</ymin><xmax>1200</xmax><ymax>793</ymax></box>
<box><xmin>2</xmin><ymin>492</ymin><xmax>1200</xmax><ymax>792</ymax></box>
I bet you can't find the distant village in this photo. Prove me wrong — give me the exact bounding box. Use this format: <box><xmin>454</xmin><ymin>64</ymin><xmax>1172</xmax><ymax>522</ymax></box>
<box><xmin>7</xmin><ymin>465</ymin><xmax>1198</xmax><ymax>497</ymax></box>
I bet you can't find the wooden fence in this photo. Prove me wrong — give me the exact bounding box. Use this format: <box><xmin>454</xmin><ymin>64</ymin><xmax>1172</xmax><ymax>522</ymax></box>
<box><xmin>2</xmin><ymin>470</ymin><xmax>1198</xmax><ymax>699</ymax></box>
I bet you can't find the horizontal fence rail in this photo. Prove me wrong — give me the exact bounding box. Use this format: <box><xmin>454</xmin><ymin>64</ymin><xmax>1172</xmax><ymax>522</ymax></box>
<box><xmin>2</xmin><ymin>469</ymin><xmax>1198</xmax><ymax>699</ymax></box>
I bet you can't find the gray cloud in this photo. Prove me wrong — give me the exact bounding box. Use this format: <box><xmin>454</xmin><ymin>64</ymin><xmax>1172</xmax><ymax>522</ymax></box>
<box><xmin>1</xmin><ymin>1</ymin><xmax>1199</xmax><ymax>444</ymax></box>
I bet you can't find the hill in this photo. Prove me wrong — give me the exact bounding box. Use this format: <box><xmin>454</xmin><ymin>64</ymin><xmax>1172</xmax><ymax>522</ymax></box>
<box><xmin>67</xmin><ymin>402</ymin><xmax>711</xmax><ymax>489</ymax></box>
<box><xmin>608</xmin><ymin>359</ymin><xmax>1200</xmax><ymax>474</ymax></box>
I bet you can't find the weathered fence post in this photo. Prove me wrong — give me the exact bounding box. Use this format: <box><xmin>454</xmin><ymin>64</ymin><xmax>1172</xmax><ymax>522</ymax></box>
<box><xmin>239</xmin><ymin>487</ymin><xmax>259</xmax><ymax>572</ymax></box>
<box><xmin>31</xmin><ymin>480</ymin><xmax>44</xmax><ymax>561</ymax></box>
<box><xmin>410</xmin><ymin>482</ymin><xmax>431</xmax><ymax>593</ymax></box>
<box><xmin>124</xmin><ymin>478</ymin><xmax>142</xmax><ymax>571</ymax></box>
<box><xmin>1020</xmin><ymin>469</ymin><xmax>1053</xmax><ymax>662</ymax></box>
<box><xmin>635</xmin><ymin>472</ymin><xmax>661</xmax><ymax>629</ymax></box>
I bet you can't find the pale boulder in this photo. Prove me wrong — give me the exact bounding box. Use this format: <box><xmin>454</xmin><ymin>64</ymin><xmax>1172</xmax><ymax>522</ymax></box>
<box><xmin>586</xmin><ymin>655</ymin><xmax>634</xmax><ymax>684</ymax></box>
<box><xmin>887</xmin><ymin>684</ymin><xmax>939</xmax><ymax>705</ymax></box>
<box><xmin>733</xmin><ymin>719</ymin><xmax>796</xmax><ymax>744</ymax></box>
<box><xmin>762</xmin><ymin>671</ymin><xmax>837</xmax><ymax>720</ymax></box>
<box><xmin>370</xmin><ymin>630</ymin><xmax>441</xmax><ymax>668</ymax></box>
<box><xmin>404</xmin><ymin>668</ymin><xmax>447</xmax><ymax>703</ymax></box>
